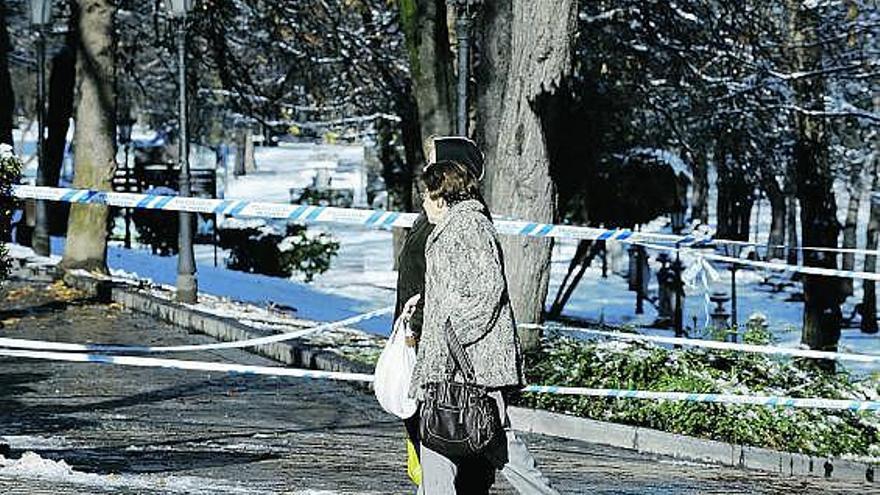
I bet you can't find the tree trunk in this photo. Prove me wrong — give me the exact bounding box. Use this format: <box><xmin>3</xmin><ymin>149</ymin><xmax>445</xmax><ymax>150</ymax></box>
<box><xmin>785</xmin><ymin>175</ymin><xmax>799</xmax><ymax>266</ymax></box>
<box><xmin>473</xmin><ymin>0</ymin><xmax>512</xmax><ymax>200</ymax></box>
<box><xmin>715</xmin><ymin>143</ymin><xmax>753</xmax><ymax>241</ymax></box>
<box><xmin>397</xmin><ymin>0</ymin><xmax>455</xmax><ymax>144</ymax></box>
<box><xmin>234</xmin><ymin>128</ymin><xmax>246</xmax><ymax>176</ymax></box>
<box><xmin>0</xmin><ymin>5</ymin><xmax>13</xmax><ymax>147</ymax></box>
<box><xmin>45</xmin><ymin>42</ymin><xmax>77</xmax><ymax>189</ymax></box>
<box><xmin>480</xmin><ymin>0</ymin><xmax>578</xmax><ymax>351</ymax></box>
<box><xmin>764</xmin><ymin>175</ymin><xmax>786</xmax><ymax>260</ymax></box>
<box><xmin>690</xmin><ymin>145</ymin><xmax>709</xmax><ymax>225</ymax></box>
<box><xmin>862</xmin><ymin>95</ymin><xmax>880</xmax><ymax>334</ymax></box>
<box><xmin>61</xmin><ymin>0</ymin><xmax>116</xmax><ymax>273</ymax></box>
<box><xmin>787</xmin><ymin>1</ymin><xmax>841</xmax><ymax>357</ymax></box>
<box><xmin>841</xmin><ymin>161</ymin><xmax>863</xmax><ymax>298</ymax></box>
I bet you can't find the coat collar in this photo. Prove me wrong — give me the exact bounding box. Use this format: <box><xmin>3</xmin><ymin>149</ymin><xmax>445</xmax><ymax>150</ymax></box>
<box><xmin>425</xmin><ymin>199</ymin><xmax>484</xmax><ymax>252</ymax></box>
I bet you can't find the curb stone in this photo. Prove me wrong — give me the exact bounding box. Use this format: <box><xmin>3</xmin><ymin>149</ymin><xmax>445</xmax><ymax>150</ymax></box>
<box><xmin>7</xmin><ymin>260</ymin><xmax>878</xmax><ymax>484</ymax></box>
<box><xmin>508</xmin><ymin>406</ymin><xmax>877</xmax><ymax>484</ymax></box>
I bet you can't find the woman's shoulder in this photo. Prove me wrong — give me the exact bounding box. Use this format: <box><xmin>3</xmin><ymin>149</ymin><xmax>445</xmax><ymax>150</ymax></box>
<box><xmin>449</xmin><ymin>201</ymin><xmax>494</xmax><ymax>232</ymax></box>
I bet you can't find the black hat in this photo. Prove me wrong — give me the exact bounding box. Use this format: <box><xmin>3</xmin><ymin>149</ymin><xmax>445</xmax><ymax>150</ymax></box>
<box><xmin>433</xmin><ymin>136</ymin><xmax>485</xmax><ymax>181</ymax></box>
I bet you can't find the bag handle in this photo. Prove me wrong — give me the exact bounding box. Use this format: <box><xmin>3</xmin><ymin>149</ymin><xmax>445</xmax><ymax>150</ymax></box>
<box><xmin>444</xmin><ymin>318</ymin><xmax>477</xmax><ymax>383</ymax></box>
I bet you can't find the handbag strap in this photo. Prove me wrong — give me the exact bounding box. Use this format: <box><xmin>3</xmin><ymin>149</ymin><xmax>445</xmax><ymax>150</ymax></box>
<box><xmin>444</xmin><ymin>318</ymin><xmax>477</xmax><ymax>383</ymax></box>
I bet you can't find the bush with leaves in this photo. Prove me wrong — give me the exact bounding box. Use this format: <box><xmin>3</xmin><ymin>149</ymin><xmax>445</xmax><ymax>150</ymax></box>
<box><xmin>218</xmin><ymin>220</ymin><xmax>339</xmax><ymax>282</ymax></box>
<box><xmin>0</xmin><ymin>144</ymin><xmax>22</xmax><ymax>280</ymax></box>
<box><xmin>516</xmin><ymin>318</ymin><xmax>880</xmax><ymax>458</ymax></box>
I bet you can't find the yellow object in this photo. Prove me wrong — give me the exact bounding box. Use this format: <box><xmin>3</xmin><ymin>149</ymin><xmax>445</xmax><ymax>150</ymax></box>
<box><xmin>406</xmin><ymin>438</ymin><xmax>422</xmax><ymax>486</ymax></box>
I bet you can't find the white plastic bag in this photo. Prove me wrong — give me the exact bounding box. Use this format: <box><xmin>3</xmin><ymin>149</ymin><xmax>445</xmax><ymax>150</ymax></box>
<box><xmin>374</xmin><ymin>314</ymin><xmax>418</xmax><ymax>419</ymax></box>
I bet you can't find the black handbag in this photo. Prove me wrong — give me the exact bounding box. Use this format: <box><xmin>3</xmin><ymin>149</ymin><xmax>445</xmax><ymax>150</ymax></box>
<box><xmin>419</xmin><ymin>319</ymin><xmax>505</xmax><ymax>459</ymax></box>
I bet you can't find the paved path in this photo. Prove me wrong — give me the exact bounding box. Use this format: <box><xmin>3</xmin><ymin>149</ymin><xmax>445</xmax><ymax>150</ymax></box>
<box><xmin>0</xmin><ymin>280</ymin><xmax>873</xmax><ymax>494</ymax></box>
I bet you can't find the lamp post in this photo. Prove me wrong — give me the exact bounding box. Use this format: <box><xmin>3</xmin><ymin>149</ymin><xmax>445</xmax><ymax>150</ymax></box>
<box><xmin>29</xmin><ymin>0</ymin><xmax>52</xmax><ymax>257</ymax></box>
<box><xmin>167</xmin><ymin>0</ymin><xmax>197</xmax><ymax>303</ymax></box>
<box><xmin>448</xmin><ymin>0</ymin><xmax>482</xmax><ymax>136</ymax></box>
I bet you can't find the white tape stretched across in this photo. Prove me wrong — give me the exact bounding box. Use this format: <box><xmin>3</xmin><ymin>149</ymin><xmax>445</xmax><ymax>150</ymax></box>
<box><xmin>0</xmin><ymin>306</ymin><xmax>393</xmax><ymax>353</ymax></box>
<box><xmin>13</xmin><ymin>184</ymin><xmax>880</xmax><ymax>257</ymax></box>
<box><xmin>0</xmin><ymin>347</ymin><xmax>877</xmax><ymax>411</ymax></box>
<box><xmin>631</xmin><ymin>240</ymin><xmax>880</xmax><ymax>281</ymax></box>
<box><xmin>521</xmin><ymin>323</ymin><xmax>880</xmax><ymax>363</ymax></box>
<box><xmin>11</xmin><ymin>185</ymin><xmax>880</xmax><ymax>276</ymax></box>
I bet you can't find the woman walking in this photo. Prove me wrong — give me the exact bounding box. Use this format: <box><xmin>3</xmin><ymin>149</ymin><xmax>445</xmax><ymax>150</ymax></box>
<box><xmin>410</xmin><ymin>160</ymin><xmax>523</xmax><ymax>493</ymax></box>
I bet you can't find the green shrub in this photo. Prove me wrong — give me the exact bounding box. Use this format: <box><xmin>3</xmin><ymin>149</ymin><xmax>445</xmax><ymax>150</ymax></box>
<box><xmin>218</xmin><ymin>221</ymin><xmax>339</xmax><ymax>282</ymax></box>
<box><xmin>517</xmin><ymin>317</ymin><xmax>880</xmax><ymax>457</ymax></box>
<box><xmin>0</xmin><ymin>144</ymin><xmax>22</xmax><ymax>280</ymax></box>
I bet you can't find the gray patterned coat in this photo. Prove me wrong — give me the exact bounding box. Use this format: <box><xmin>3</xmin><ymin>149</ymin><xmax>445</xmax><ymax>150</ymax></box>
<box><xmin>409</xmin><ymin>200</ymin><xmax>523</xmax><ymax>399</ymax></box>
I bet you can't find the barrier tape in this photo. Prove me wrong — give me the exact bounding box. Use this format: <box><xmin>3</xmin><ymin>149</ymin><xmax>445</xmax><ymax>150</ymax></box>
<box><xmin>521</xmin><ymin>323</ymin><xmax>880</xmax><ymax>363</ymax></box>
<box><xmin>12</xmin><ymin>185</ymin><xmax>880</xmax><ymax>261</ymax></box>
<box><xmin>630</xmin><ymin>240</ymin><xmax>880</xmax><ymax>281</ymax></box>
<box><xmin>0</xmin><ymin>347</ymin><xmax>877</xmax><ymax>412</ymax></box>
<box><xmin>0</xmin><ymin>348</ymin><xmax>376</xmax><ymax>382</ymax></box>
<box><xmin>0</xmin><ymin>306</ymin><xmax>393</xmax><ymax>354</ymax></box>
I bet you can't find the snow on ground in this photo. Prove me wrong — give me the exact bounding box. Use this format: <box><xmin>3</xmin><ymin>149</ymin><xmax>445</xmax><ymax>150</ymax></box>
<box><xmin>222</xmin><ymin>142</ymin><xmax>367</xmax><ymax>205</ymax></box>
<box><xmin>0</xmin><ymin>451</ymin><xmax>259</xmax><ymax>494</ymax></box>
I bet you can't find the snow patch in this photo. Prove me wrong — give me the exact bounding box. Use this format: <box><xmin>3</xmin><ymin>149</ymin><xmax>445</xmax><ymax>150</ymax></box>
<box><xmin>0</xmin><ymin>451</ymin><xmax>259</xmax><ymax>494</ymax></box>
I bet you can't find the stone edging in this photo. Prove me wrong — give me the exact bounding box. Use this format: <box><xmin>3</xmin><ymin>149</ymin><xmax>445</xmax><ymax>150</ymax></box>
<box><xmin>508</xmin><ymin>407</ymin><xmax>876</xmax><ymax>484</ymax></box>
<box><xmin>8</xmin><ymin>262</ymin><xmax>877</xmax><ymax>483</ymax></box>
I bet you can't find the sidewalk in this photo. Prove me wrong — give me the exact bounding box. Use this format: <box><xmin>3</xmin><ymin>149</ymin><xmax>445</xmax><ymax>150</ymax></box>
<box><xmin>0</xmin><ymin>279</ymin><xmax>870</xmax><ymax>494</ymax></box>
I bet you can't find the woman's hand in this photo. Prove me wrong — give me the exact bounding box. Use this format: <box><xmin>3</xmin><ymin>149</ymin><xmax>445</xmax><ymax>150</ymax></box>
<box><xmin>402</xmin><ymin>294</ymin><xmax>420</xmax><ymax>347</ymax></box>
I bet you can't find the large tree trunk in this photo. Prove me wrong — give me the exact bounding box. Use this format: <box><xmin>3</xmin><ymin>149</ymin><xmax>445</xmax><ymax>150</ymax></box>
<box><xmin>689</xmin><ymin>145</ymin><xmax>709</xmax><ymax>225</ymax></box>
<box><xmin>764</xmin><ymin>174</ymin><xmax>786</xmax><ymax>260</ymax></box>
<box><xmin>0</xmin><ymin>5</ymin><xmax>13</xmax><ymax>147</ymax></box>
<box><xmin>787</xmin><ymin>1</ymin><xmax>841</xmax><ymax>356</ymax></box>
<box><xmin>841</xmin><ymin>159</ymin><xmax>863</xmax><ymax>298</ymax></box>
<box><xmin>61</xmin><ymin>0</ymin><xmax>116</xmax><ymax>273</ymax></box>
<box><xmin>862</xmin><ymin>95</ymin><xmax>880</xmax><ymax>334</ymax></box>
<box><xmin>480</xmin><ymin>0</ymin><xmax>577</xmax><ymax>351</ymax></box>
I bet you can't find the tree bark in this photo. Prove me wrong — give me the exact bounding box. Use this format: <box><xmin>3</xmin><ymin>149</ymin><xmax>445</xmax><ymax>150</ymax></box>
<box><xmin>45</xmin><ymin>42</ymin><xmax>77</xmax><ymax>189</ymax></box>
<box><xmin>841</xmin><ymin>158</ymin><xmax>863</xmax><ymax>298</ymax></box>
<box><xmin>0</xmin><ymin>5</ymin><xmax>14</xmax><ymax>147</ymax></box>
<box><xmin>787</xmin><ymin>1</ymin><xmax>841</xmax><ymax>356</ymax></box>
<box><xmin>689</xmin><ymin>145</ymin><xmax>709</xmax><ymax>225</ymax></box>
<box><xmin>785</xmin><ymin>175</ymin><xmax>799</xmax><ymax>266</ymax></box>
<box><xmin>473</xmin><ymin>0</ymin><xmax>512</xmax><ymax>200</ymax></box>
<box><xmin>397</xmin><ymin>0</ymin><xmax>455</xmax><ymax>143</ymax></box>
<box><xmin>480</xmin><ymin>0</ymin><xmax>578</xmax><ymax>350</ymax></box>
<box><xmin>61</xmin><ymin>0</ymin><xmax>116</xmax><ymax>273</ymax></box>
<box><xmin>862</xmin><ymin>95</ymin><xmax>880</xmax><ymax>334</ymax></box>
<box><xmin>764</xmin><ymin>174</ymin><xmax>786</xmax><ymax>260</ymax></box>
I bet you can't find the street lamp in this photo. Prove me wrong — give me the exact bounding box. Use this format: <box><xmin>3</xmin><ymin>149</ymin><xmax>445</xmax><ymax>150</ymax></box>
<box><xmin>29</xmin><ymin>0</ymin><xmax>52</xmax><ymax>257</ymax></box>
<box><xmin>167</xmin><ymin>0</ymin><xmax>197</xmax><ymax>303</ymax></box>
<box><xmin>448</xmin><ymin>0</ymin><xmax>482</xmax><ymax>136</ymax></box>
<box><xmin>118</xmin><ymin>115</ymin><xmax>135</xmax><ymax>249</ymax></box>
